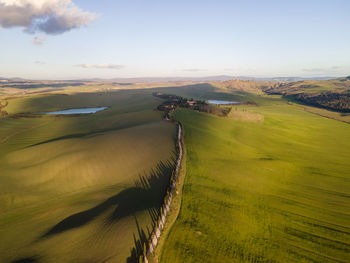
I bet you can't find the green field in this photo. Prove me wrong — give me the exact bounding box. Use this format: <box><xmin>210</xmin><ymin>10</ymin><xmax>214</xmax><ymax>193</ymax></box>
<box><xmin>0</xmin><ymin>90</ymin><xmax>176</xmax><ymax>263</ymax></box>
<box><xmin>1</xmin><ymin>83</ymin><xmax>350</xmax><ymax>263</ymax></box>
<box><xmin>160</xmin><ymin>89</ymin><xmax>350</xmax><ymax>262</ymax></box>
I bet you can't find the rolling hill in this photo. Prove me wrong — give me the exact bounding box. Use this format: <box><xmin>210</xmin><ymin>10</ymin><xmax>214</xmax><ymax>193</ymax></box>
<box><xmin>264</xmin><ymin>76</ymin><xmax>350</xmax><ymax>112</ymax></box>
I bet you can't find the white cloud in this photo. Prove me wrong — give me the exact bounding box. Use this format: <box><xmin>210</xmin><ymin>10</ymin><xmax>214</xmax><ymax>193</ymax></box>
<box><xmin>32</xmin><ymin>36</ymin><xmax>45</xmax><ymax>45</ymax></box>
<box><xmin>75</xmin><ymin>64</ymin><xmax>125</xmax><ymax>70</ymax></box>
<box><xmin>0</xmin><ymin>0</ymin><xmax>96</xmax><ymax>35</ymax></box>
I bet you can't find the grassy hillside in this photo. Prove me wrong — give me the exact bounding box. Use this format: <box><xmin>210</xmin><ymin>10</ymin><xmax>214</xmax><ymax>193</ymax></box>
<box><xmin>2</xmin><ymin>82</ymin><xmax>350</xmax><ymax>263</ymax></box>
<box><xmin>264</xmin><ymin>77</ymin><xmax>350</xmax><ymax>112</ymax></box>
<box><xmin>0</xmin><ymin>90</ymin><xmax>176</xmax><ymax>263</ymax></box>
<box><xmin>160</xmin><ymin>92</ymin><xmax>350</xmax><ymax>262</ymax></box>
<box><xmin>215</xmin><ymin>79</ymin><xmax>270</xmax><ymax>95</ymax></box>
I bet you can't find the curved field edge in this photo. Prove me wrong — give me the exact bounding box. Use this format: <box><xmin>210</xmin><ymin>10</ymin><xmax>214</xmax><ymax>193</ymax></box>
<box><xmin>159</xmin><ymin>102</ymin><xmax>350</xmax><ymax>263</ymax></box>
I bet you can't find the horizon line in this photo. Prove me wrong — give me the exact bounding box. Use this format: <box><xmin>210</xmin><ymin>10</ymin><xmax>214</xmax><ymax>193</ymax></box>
<box><xmin>1</xmin><ymin>74</ymin><xmax>346</xmax><ymax>82</ymax></box>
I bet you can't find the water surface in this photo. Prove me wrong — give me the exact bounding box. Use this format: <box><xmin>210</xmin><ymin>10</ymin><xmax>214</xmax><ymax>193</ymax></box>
<box><xmin>207</xmin><ymin>100</ymin><xmax>240</xmax><ymax>105</ymax></box>
<box><xmin>41</xmin><ymin>107</ymin><xmax>107</xmax><ymax>115</ymax></box>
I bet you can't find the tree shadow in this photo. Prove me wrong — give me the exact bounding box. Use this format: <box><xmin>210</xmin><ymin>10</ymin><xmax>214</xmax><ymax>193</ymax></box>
<box><xmin>126</xmin><ymin>217</ymin><xmax>150</xmax><ymax>263</ymax></box>
<box><xmin>10</xmin><ymin>256</ymin><xmax>40</xmax><ymax>263</ymax></box>
<box><xmin>126</xmin><ymin>151</ymin><xmax>179</xmax><ymax>263</ymax></box>
<box><xmin>41</xmin><ymin>159</ymin><xmax>175</xmax><ymax>239</ymax></box>
<box><xmin>125</xmin><ymin>177</ymin><xmax>175</xmax><ymax>263</ymax></box>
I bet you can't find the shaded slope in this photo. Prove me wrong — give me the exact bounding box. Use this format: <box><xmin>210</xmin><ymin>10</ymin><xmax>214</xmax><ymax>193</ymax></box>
<box><xmin>264</xmin><ymin>77</ymin><xmax>350</xmax><ymax>112</ymax></box>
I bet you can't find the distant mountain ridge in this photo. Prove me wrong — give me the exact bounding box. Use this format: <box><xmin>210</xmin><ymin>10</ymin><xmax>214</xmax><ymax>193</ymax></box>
<box><xmin>0</xmin><ymin>75</ymin><xmax>338</xmax><ymax>83</ymax></box>
<box><xmin>71</xmin><ymin>75</ymin><xmax>336</xmax><ymax>82</ymax></box>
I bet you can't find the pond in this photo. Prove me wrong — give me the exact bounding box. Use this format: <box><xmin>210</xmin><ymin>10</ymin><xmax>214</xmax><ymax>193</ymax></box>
<box><xmin>207</xmin><ymin>100</ymin><xmax>240</xmax><ymax>105</ymax></box>
<box><xmin>41</xmin><ymin>107</ymin><xmax>107</xmax><ymax>115</ymax></box>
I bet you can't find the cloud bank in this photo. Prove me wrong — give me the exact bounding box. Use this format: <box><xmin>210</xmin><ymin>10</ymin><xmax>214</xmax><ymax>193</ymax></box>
<box><xmin>75</xmin><ymin>64</ymin><xmax>125</xmax><ymax>70</ymax></box>
<box><xmin>0</xmin><ymin>0</ymin><xmax>96</xmax><ymax>35</ymax></box>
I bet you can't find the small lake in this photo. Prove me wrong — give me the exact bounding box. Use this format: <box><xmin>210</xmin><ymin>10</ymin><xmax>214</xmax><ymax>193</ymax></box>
<box><xmin>207</xmin><ymin>100</ymin><xmax>240</xmax><ymax>105</ymax></box>
<box><xmin>41</xmin><ymin>107</ymin><xmax>107</xmax><ymax>115</ymax></box>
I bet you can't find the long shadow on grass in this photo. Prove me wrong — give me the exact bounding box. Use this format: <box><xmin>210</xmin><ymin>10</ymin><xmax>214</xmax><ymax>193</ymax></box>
<box><xmin>10</xmin><ymin>256</ymin><xmax>40</xmax><ymax>263</ymax></box>
<box><xmin>126</xmin><ymin>186</ymin><xmax>176</xmax><ymax>263</ymax></box>
<box><xmin>41</xmin><ymin>159</ymin><xmax>175</xmax><ymax>238</ymax></box>
<box><xmin>125</xmin><ymin>157</ymin><xmax>178</xmax><ymax>263</ymax></box>
<box><xmin>126</xmin><ymin>217</ymin><xmax>150</xmax><ymax>263</ymax></box>
<box><xmin>24</xmin><ymin>121</ymin><xmax>150</xmax><ymax>149</ymax></box>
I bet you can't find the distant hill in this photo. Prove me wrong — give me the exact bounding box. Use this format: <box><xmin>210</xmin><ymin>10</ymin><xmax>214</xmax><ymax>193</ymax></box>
<box><xmin>73</xmin><ymin>75</ymin><xmax>239</xmax><ymax>82</ymax></box>
<box><xmin>215</xmin><ymin>79</ymin><xmax>271</xmax><ymax>94</ymax></box>
<box><xmin>0</xmin><ymin>77</ymin><xmax>28</xmax><ymax>82</ymax></box>
<box><xmin>264</xmin><ymin>76</ymin><xmax>350</xmax><ymax>112</ymax></box>
<box><xmin>0</xmin><ymin>75</ymin><xmax>336</xmax><ymax>83</ymax></box>
<box><xmin>338</xmin><ymin>76</ymin><xmax>350</xmax><ymax>82</ymax></box>
<box><xmin>74</xmin><ymin>75</ymin><xmax>335</xmax><ymax>83</ymax></box>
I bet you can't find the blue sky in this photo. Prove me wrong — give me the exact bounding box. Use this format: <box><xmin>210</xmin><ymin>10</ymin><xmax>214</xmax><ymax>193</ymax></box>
<box><xmin>0</xmin><ymin>0</ymin><xmax>349</xmax><ymax>79</ymax></box>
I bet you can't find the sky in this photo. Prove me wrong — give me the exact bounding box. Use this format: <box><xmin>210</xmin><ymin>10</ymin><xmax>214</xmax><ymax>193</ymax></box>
<box><xmin>0</xmin><ymin>0</ymin><xmax>349</xmax><ymax>79</ymax></box>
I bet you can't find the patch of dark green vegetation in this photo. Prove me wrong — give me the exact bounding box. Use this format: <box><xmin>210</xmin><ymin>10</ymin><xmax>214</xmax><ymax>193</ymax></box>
<box><xmin>113</xmin><ymin>82</ymin><xmax>133</xmax><ymax>86</ymax></box>
<box><xmin>153</xmin><ymin>92</ymin><xmax>232</xmax><ymax>118</ymax></box>
<box><xmin>291</xmin><ymin>92</ymin><xmax>350</xmax><ymax>113</ymax></box>
<box><xmin>264</xmin><ymin>77</ymin><xmax>350</xmax><ymax>112</ymax></box>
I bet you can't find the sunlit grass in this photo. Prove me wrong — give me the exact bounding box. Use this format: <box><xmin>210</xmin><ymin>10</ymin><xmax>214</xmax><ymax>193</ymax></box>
<box><xmin>161</xmin><ymin>97</ymin><xmax>350</xmax><ymax>262</ymax></box>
